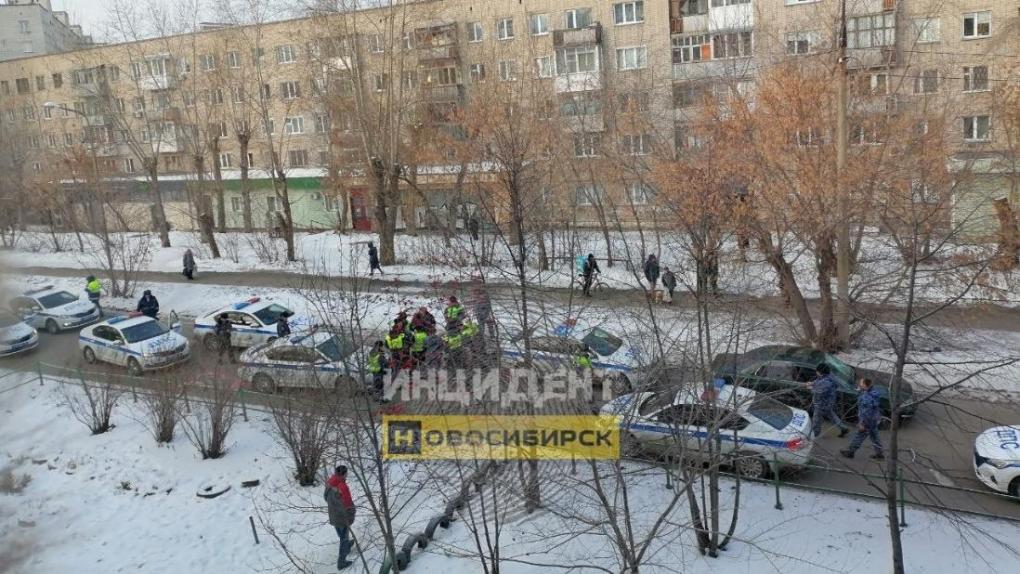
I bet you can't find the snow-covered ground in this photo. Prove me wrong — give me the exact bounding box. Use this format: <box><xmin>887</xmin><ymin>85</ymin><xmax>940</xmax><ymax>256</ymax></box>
<box><xmin>3</xmin><ymin>371</ymin><xmax>1019</xmax><ymax>574</ymax></box>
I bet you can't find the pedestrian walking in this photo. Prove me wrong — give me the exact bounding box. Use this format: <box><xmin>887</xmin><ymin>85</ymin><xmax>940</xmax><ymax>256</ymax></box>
<box><xmin>276</xmin><ymin>312</ymin><xmax>292</xmax><ymax>338</ymax></box>
<box><xmin>85</xmin><ymin>275</ymin><xmax>103</xmax><ymax>316</ymax></box>
<box><xmin>472</xmin><ymin>286</ymin><xmax>496</xmax><ymax>339</ymax></box>
<box><xmin>807</xmin><ymin>364</ymin><xmax>849</xmax><ymax>438</ymax></box>
<box><xmin>581</xmin><ymin>254</ymin><xmax>600</xmax><ymax>297</ymax></box>
<box><xmin>183</xmin><ymin>249</ymin><xmax>197</xmax><ymax>281</ymax></box>
<box><xmin>367</xmin><ymin>242</ymin><xmax>383</xmax><ymax>275</ymax></box>
<box><xmin>214</xmin><ymin>313</ymin><xmax>236</xmax><ymax>364</ymax></box>
<box><xmin>136</xmin><ymin>290</ymin><xmax>160</xmax><ymax>319</ymax></box>
<box><xmin>841</xmin><ymin>378</ymin><xmax>885</xmax><ymax>460</ymax></box>
<box><xmin>643</xmin><ymin>254</ymin><xmax>660</xmax><ymax>289</ymax></box>
<box><xmin>661</xmin><ymin>267</ymin><xmax>677</xmax><ymax>304</ymax></box>
<box><xmin>467</xmin><ymin>216</ymin><xmax>480</xmax><ymax>241</ymax></box>
<box><xmin>325</xmin><ymin>465</ymin><xmax>356</xmax><ymax>571</ymax></box>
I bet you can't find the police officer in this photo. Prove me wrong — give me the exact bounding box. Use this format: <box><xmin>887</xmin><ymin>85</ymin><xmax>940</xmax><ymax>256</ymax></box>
<box><xmin>461</xmin><ymin>320</ymin><xmax>481</xmax><ymax>368</ymax></box>
<box><xmin>276</xmin><ymin>312</ymin><xmax>292</xmax><ymax>338</ymax></box>
<box><xmin>575</xmin><ymin>344</ymin><xmax>595</xmax><ymax>380</ymax></box>
<box><xmin>410</xmin><ymin>328</ymin><xmax>428</xmax><ymax>366</ymax></box>
<box><xmin>136</xmin><ymin>290</ymin><xmax>160</xmax><ymax>319</ymax></box>
<box><xmin>366</xmin><ymin>341</ymin><xmax>387</xmax><ymax>399</ymax></box>
<box><xmin>86</xmin><ymin>275</ymin><xmax>103</xmax><ymax>316</ymax></box>
<box><xmin>215</xmin><ymin>313</ymin><xmax>236</xmax><ymax>364</ymax></box>
<box><xmin>582</xmin><ymin>254</ymin><xmax>600</xmax><ymax>297</ymax></box>
<box><xmin>841</xmin><ymin>378</ymin><xmax>885</xmax><ymax>460</ymax></box>
<box><xmin>385</xmin><ymin>325</ymin><xmax>408</xmax><ymax>370</ymax></box>
<box><xmin>807</xmin><ymin>364</ymin><xmax>849</xmax><ymax>438</ymax></box>
<box><xmin>444</xmin><ymin>296</ymin><xmax>465</xmax><ymax>329</ymax></box>
<box><xmin>443</xmin><ymin>324</ymin><xmax>465</xmax><ymax>369</ymax></box>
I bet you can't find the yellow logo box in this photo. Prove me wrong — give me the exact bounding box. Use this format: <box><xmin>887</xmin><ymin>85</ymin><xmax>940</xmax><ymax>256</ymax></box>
<box><xmin>382</xmin><ymin>415</ymin><xmax>621</xmax><ymax>460</ymax></box>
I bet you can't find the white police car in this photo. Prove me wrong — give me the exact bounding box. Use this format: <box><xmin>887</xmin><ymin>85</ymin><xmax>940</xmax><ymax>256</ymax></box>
<box><xmin>0</xmin><ymin>312</ymin><xmax>39</xmax><ymax>357</ymax></box>
<box><xmin>238</xmin><ymin>330</ymin><xmax>366</xmax><ymax>393</ymax></box>
<box><xmin>974</xmin><ymin>425</ymin><xmax>1020</xmax><ymax>498</ymax></box>
<box><xmin>78</xmin><ymin>312</ymin><xmax>189</xmax><ymax>376</ymax></box>
<box><xmin>603</xmin><ymin>381</ymin><xmax>814</xmax><ymax>478</ymax></box>
<box><xmin>9</xmin><ymin>286</ymin><xmax>101</xmax><ymax>333</ymax></box>
<box><xmin>194</xmin><ymin>297</ymin><xmax>309</xmax><ymax>351</ymax></box>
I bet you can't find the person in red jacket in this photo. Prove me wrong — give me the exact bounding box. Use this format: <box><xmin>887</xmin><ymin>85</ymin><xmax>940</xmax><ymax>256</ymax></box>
<box><xmin>325</xmin><ymin>465</ymin><xmax>356</xmax><ymax>570</ymax></box>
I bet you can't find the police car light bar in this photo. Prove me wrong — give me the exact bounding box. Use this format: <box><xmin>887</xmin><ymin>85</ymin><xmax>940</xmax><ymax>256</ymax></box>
<box><xmin>232</xmin><ymin>297</ymin><xmax>261</xmax><ymax>310</ymax></box>
<box><xmin>24</xmin><ymin>285</ymin><xmax>55</xmax><ymax>296</ymax></box>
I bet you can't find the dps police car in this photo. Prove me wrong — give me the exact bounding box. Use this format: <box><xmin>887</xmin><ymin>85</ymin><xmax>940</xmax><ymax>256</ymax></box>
<box><xmin>238</xmin><ymin>330</ymin><xmax>365</xmax><ymax>393</ymax></box>
<box><xmin>603</xmin><ymin>380</ymin><xmax>814</xmax><ymax>478</ymax></box>
<box><xmin>9</xmin><ymin>286</ymin><xmax>101</xmax><ymax>333</ymax></box>
<box><xmin>974</xmin><ymin>425</ymin><xmax>1020</xmax><ymax>498</ymax></box>
<box><xmin>78</xmin><ymin>312</ymin><xmax>189</xmax><ymax>376</ymax></box>
<box><xmin>194</xmin><ymin>297</ymin><xmax>307</xmax><ymax>351</ymax></box>
<box><xmin>0</xmin><ymin>312</ymin><xmax>39</xmax><ymax>357</ymax></box>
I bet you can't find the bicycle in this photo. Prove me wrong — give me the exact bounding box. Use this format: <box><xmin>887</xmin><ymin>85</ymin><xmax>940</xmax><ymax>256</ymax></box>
<box><xmin>576</xmin><ymin>271</ymin><xmax>606</xmax><ymax>295</ymax></box>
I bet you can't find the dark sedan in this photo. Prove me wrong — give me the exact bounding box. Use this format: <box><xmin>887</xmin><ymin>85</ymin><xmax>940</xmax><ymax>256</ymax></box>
<box><xmin>711</xmin><ymin>345</ymin><xmax>918</xmax><ymax>422</ymax></box>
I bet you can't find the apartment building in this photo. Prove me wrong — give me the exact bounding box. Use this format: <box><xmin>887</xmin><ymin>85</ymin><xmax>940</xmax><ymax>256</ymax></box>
<box><xmin>0</xmin><ymin>0</ymin><xmax>1016</xmax><ymax>235</ymax></box>
<box><xmin>0</xmin><ymin>0</ymin><xmax>92</xmax><ymax>62</ymax></box>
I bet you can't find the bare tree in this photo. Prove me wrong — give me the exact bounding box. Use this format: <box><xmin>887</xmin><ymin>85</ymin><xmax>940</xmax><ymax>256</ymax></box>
<box><xmin>140</xmin><ymin>378</ymin><xmax>184</xmax><ymax>444</ymax></box>
<box><xmin>62</xmin><ymin>377</ymin><xmax>122</xmax><ymax>435</ymax></box>
<box><xmin>179</xmin><ymin>374</ymin><xmax>237</xmax><ymax>459</ymax></box>
<box><xmin>269</xmin><ymin>392</ymin><xmax>335</xmax><ymax>486</ymax></box>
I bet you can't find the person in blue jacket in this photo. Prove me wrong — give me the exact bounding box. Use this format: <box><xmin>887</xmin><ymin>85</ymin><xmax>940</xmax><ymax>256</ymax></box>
<box><xmin>808</xmin><ymin>363</ymin><xmax>849</xmax><ymax>438</ymax></box>
<box><xmin>841</xmin><ymin>378</ymin><xmax>885</xmax><ymax>460</ymax></box>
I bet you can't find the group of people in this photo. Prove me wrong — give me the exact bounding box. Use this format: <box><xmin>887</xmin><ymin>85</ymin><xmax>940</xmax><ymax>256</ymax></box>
<box><xmin>809</xmin><ymin>364</ymin><xmax>886</xmax><ymax>459</ymax></box>
<box><xmin>578</xmin><ymin>253</ymin><xmax>678</xmax><ymax>302</ymax></box>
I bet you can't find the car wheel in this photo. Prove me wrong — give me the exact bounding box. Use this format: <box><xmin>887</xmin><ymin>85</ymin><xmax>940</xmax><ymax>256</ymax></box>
<box><xmin>1009</xmin><ymin>478</ymin><xmax>1020</xmax><ymax>499</ymax></box>
<box><xmin>203</xmin><ymin>334</ymin><xmax>220</xmax><ymax>352</ymax></box>
<box><xmin>734</xmin><ymin>452</ymin><xmax>770</xmax><ymax>479</ymax></box>
<box><xmin>126</xmin><ymin>358</ymin><xmax>143</xmax><ymax>377</ymax></box>
<box><xmin>82</xmin><ymin>347</ymin><xmax>97</xmax><ymax>364</ymax></box>
<box><xmin>620</xmin><ymin>431</ymin><xmax>640</xmax><ymax>458</ymax></box>
<box><xmin>252</xmin><ymin>373</ymin><xmax>277</xmax><ymax>394</ymax></box>
<box><xmin>45</xmin><ymin>319</ymin><xmax>59</xmax><ymax>334</ymax></box>
<box><xmin>267</xmin><ymin>336</ymin><xmax>277</xmax><ymax>344</ymax></box>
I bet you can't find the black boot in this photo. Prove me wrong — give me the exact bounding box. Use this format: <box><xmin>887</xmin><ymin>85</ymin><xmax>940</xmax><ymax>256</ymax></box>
<box><xmin>870</xmin><ymin>452</ymin><xmax>885</xmax><ymax>460</ymax></box>
<box><xmin>840</xmin><ymin>448</ymin><xmax>855</xmax><ymax>459</ymax></box>
<box><xmin>838</xmin><ymin>427</ymin><xmax>849</xmax><ymax>438</ymax></box>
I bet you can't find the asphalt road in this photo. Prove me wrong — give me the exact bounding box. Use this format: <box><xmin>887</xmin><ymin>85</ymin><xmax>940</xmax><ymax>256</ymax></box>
<box><xmin>3</xmin><ymin>318</ymin><xmax>1019</xmax><ymax>521</ymax></box>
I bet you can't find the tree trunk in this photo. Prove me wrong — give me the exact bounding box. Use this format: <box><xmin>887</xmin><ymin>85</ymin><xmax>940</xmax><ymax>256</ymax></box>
<box><xmin>759</xmin><ymin>236</ymin><xmax>818</xmax><ymax>344</ymax></box>
<box><xmin>815</xmin><ymin>236</ymin><xmax>838</xmax><ymax>351</ymax></box>
<box><xmin>992</xmin><ymin>197</ymin><xmax>1020</xmax><ymax>271</ymax></box>
<box><xmin>372</xmin><ymin>169</ymin><xmax>399</xmax><ymax>266</ymax></box>
<box><xmin>274</xmin><ymin>169</ymin><xmax>296</xmax><ymax>262</ymax></box>
<box><xmin>147</xmin><ymin>164</ymin><xmax>171</xmax><ymax>247</ymax></box>
<box><xmin>210</xmin><ymin>138</ymin><xmax>227</xmax><ymax>232</ymax></box>
<box><xmin>239</xmin><ymin>135</ymin><xmax>253</xmax><ymax>232</ymax></box>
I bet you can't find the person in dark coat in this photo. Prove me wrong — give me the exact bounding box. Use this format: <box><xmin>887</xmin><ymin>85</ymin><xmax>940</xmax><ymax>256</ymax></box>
<box><xmin>472</xmin><ymin>286</ymin><xmax>496</xmax><ymax>339</ymax></box>
<box><xmin>467</xmin><ymin>217</ymin><xmax>480</xmax><ymax>241</ymax></box>
<box><xmin>276</xmin><ymin>312</ymin><xmax>292</xmax><ymax>338</ymax></box>
<box><xmin>841</xmin><ymin>378</ymin><xmax>885</xmax><ymax>459</ymax></box>
<box><xmin>807</xmin><ymin>364</ymin><xmax>849</xmax><ymax>438</ymax></box>
<box><xmin>643</xmin><ymin>254</ymin><xmax>660</xmax><ymax>289</ymax></box>
<box><xmin>661</xmin><ymin>267</ymin><xmax>677</xmax><ymax>303</ymax></box>
<box><xmin>325</xmin><ymin>465</ymin><xmax>356</xmax><ymax>570</ymax></box>
<box><xmin>214</xmin><ymin>313</ymin><xmax>236</xmax><ymax>364</ymax></box>
<box><xmin>411</xmin><ymin>307</ymin><xmax>436</xmax><ymax>335</ymax></box>
<box><xmin>367</xmin><ymin>242</ymin><xmax>383</xmax><ymax>275</ymax></box>
<box><xmin>136</xmin><ymin>290</ymin><xmax>160</xmax><ymax>319</ymax></box>
<box><xmin>582</xmin><ymin>254</ymin><xmax>601</xmax><ymax>297</ymax></box>
<box><xmin>183</xmin><ymin>249</ymin><xmax>197</xmax><ymax>280</ymax></box>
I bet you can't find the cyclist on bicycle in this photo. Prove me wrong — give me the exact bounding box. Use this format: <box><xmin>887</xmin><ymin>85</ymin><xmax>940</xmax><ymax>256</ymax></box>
<box><xmin>582</xmin><ymin>253</ymin><xmax>601</xmax><ymax>297</ymax></box>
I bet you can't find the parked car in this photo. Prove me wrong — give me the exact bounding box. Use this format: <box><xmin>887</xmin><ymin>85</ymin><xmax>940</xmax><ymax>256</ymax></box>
<box><xmin>78</xmin><ymin>312</ymin><xmax>187</xmax><ymax>376</ymax></box>
<box><xmin>193</xmin><ymin>297</ymin><xmax>311</xmax><ymax>351</ymax></box>
<box><xmin>973</xmin><ymin>425</ymin><xmax>1020</xmax><ymax>498</ymax></box>
<box><xmin>9</xmin><ymin>285</ymin><xmax>100</xmax><ymax>333</ymax></box>
<box><xmin>711</xmin><ymin>345</ymin><xmax>918</xmax><ymax>422</ymax></box>
<box><xmin>238</xmin><ymin>330</ymin><xmax>365</xmax><ymax>393</ymax></box>
<box><xmin>602</xmin><ymin>380</ymin><xmax>813</xmax><ymax>478</ymax></box>
<box><xmin>0</xmin><ymin>311</ymin><xmax>39</xmax><ymax>357</ymax></box>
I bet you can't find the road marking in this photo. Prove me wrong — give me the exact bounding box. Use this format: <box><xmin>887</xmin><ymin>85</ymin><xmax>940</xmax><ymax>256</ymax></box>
<box><xmin>929</xmin><ymin>469</ymin><xmax>958</xmax><ymax>488</ymax></box>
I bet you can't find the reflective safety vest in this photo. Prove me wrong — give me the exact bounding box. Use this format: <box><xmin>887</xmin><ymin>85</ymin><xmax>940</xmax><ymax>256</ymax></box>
<box><xmin>444</xmin><ymin>333</ymin><xmax>463</xmax><ymax>350</ymax></box>
<box><xmin>445</xmin><ymin>304</ymin><xmax>464</xmax><ymax>322</ymax></box>
<box><xmin>575</xmin><ymin>354</ymin><xmax>593</xmax><ymax>369</ymax></box>
<box><xmin>86</xmin><ymin>279</ymin><xmax>102</xmax><ymax>296</ymax></box>
<box><xmin>385</xmin><ymin>332</ymin><xmax>405</xmax><ymax>351</ymax></box>
<box><xmin>411</xmin><ymin>330</ymin><xmax>427</xmax><ymax>353</ymax></box>
<box><xmin>462</xmin><ymin>322</ymin><xmax>479</xmax><ymax>338</ymax></box>
<box><xmin>367</xmin><ymin>352</ymin><xmax>383</xmax><ymax>374</ymax></box>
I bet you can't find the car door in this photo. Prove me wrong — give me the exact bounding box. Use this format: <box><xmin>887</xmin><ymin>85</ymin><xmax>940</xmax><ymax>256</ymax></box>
<box><xmin>650</xmin><ymin>404</ymin><xmax>704</xmax><ymax>458</ymax></box>
<box><xmin>11</xmin><ymin>297</ymin><xmax>41</xmax><ymax>326</ymax></box>
<box><xmin>714</xmin><ymin>408</ymin><xmax>751</xmax><ymax>457</ymax></box>
<box><xmin>226</xmin><ymin>312</ymin><xmax>259</xmax><ymax>347</ymax></box>
<box><xmin>752</xmin><ymin>361</ymin><xmax>805</xmax><ymax>407</ymax></box>
<box><xmin>92</xmin><ymin>326</ymin><xmax>123</xmax><ymax>364</ymax></box>
<box><xmin>263</xmin><ymin>346</ymin><xmax>299</xmax><ymax>387</ymax></box>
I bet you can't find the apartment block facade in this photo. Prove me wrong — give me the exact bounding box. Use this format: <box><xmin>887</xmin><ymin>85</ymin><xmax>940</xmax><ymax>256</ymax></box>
<box><xmin>0</xmin><ymin>0</ymin><xmax>92</xmax><ymax>62</ymax></box>
<box><xmin>0</xmin><ymin>0</ymin><xmax>1016</xmax><ymax>234</ymax></box>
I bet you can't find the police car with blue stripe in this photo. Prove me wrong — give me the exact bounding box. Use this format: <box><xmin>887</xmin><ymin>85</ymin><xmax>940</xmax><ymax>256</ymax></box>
<box><xmin>602</xmin><ymin>380</ymin><xmax>814</xmax><ymax>478</ymax></box>
<box><xmin>9</xmin><ymin>286</ymin><xmax>101</xmax><ymax>333</ymax></box>
<box><xmin>0</xmin><ymin>312</ymin><xmax>39</xmax><ymax>357</ymax></box>
<box><xmin>78</xmin><ymin>312</ymin><xmax>189</xmax><ymax>376</ymax></box>
<box><xmin>194</xmin><ymin>298</ymin><xmax>309</xmax><ymax>351</ymax></box>
<box><xmin>974</xmin><ymin>425</ymin><xmax>1020</xmax><ymax>498</ymax></box>
<box><xmin>238</xmin><ymin>330</ymin><xmax>365</xmax><ymax>393</ymax></box>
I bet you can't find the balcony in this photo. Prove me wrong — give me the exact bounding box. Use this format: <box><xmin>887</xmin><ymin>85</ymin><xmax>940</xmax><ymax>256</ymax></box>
<box><xmin>562</xmin><ymin>114</ymin><xmax>605</xmax><ymax>133</ymax></box>
<box><xmin>552</xmin><ymin>23</ymin><xmax>602</xmax><ymax>47</ymax></box>
<box><xmin>847</xmin><ymin>0</ymin><xmax>896</xmax><ymax>17</ymax></box>
<box><xmin>555</xmin><ymin>70</ymin><xmax>602</xmax><ymax>93</ymax></box>
<box><xmin>418</xmin><ymin>44</ymin><xmax>460</xmax><ymax>65</ymax></box>
<box><xmin>708</xmin><ymin>3</ymin><xmax>753</xmax><ymax>32</ymax></box>
<box><xmin>138</xmin><ymin>74</ymin><xmax>176</xmax><ymax>91</ymax></box>
<box><xmin>427</xmin><ymin>83</ymin><xmax>465</xmax><ymax>102</ymax></box>
<box><xmin>847</xmin><ymin>46</ymin><xmax>897</xmax><ymax>70</ymax></box>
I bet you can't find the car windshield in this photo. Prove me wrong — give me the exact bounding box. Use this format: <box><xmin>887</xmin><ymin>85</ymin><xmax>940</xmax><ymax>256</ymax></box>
<box><xmin>826</xmin><ymin>355</ymin><xmax>855</xmax><ymax>383</ymax></box>
<box><xmin>121</xmin><ymin>321</ymin><xmax>169</xmax><ymax>344</ymax></box>
<box><xmin>0</xmin><ymin>312</ymin><xmax>21</xmax><ymax>328</ymax></box>
<box><xmin>581</xmin><ymin>327</ymin><xmax>623</xmax><ymax>357</ymax></box>
<box><xmin>38</xmin><ymin>291</ymin><xmax>78</xmax><ymax>309</ymax></box>
<box><xmin>316</xmin><ymin>336</ymin><xmax>356</xmax><ymax>362</ymax></box>
<box><xmin>747</xmin><ymin>396</ymin><xmax>794</xmax><ymax>430</ymax></box>
<box><xmin>253</xmin><ymin>304</ymin><xmax>291</xmax><ymax>326</ymax></box>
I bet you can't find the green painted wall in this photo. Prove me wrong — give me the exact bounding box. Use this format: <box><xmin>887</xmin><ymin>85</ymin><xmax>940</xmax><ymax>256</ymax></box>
<box><xmin>217</xmin><ymin>178</ymin><xmax>342</xmax><ymax>230</ymax></box>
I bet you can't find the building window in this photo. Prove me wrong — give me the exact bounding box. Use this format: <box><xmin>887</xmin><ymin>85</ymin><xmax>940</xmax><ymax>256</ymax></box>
<box><xmin>564</xmin><ymin>8</ymin><xmax>592</xmax><ymax>30</ymax></box>
<box><xmin>851</xmin><ymin>124</ymin><xmax>882</xmax><ymax>145</ymax></box>
<box><xmin>218</xmin><ymin>153</ymin><xmax>233</xmax><ymax>168</ymax></box>
<box><xmin>613</xmin><ymin>2</ymin><xmax>644</xmax><ymax>25</ymax></box>
<box><xmin>628</xmin><ymin>183</ymin><xmax>654</xmax><ymax>205</ymax></box>
<box><xmin>963</xmin><ymin>115</ymin><xmax>990</xmax><ymax>141</ymax></box>
<box><xmin>261</xmin><ymin>83</ymin><xmax>271</xmax><ymax>100</ymax></box>
<box><xmin>575</xmin><ymin>184</ymin><xmax>604</xmax><ymax>206</ymax></box>
<box><xmin>616</xmin><ymin>47</ymin><xmax>648</xmax><ymax>70</ymax></box>
<box><xmin>216</xmin><ymin>122</ymin><xmax>229</xmax><ymax>138</ymax></box>
<box><xmin>280</xmin><ymin>81</ymin><xmax>301</xmax><ymax>99</ymax></box>
<box><xmin>43</xmin><ymin>106</ymin><xmax>52</xmax><ymax>120</ymax></box>
<box><xmin>673</xmin><ymin>82</ymin><xmax>708</xmax><ymax>108</ymax></box>
<box><xmin>200</xmin><ymin>54</ymin><xmax>217</xmax><ymax>71</ymax></box>
<box><xmin>315</xmin><ymin>114</ymin><xmax>330</xmax><ymax>134</ymax></box>
<box><xmin>962</xmin><ymin>11</ymin><xmax>991</xmax><ymax>39</ymax></box>
<box><xmin>227</xmin><ymin>51</ymin><xmax>241</xmax><ymax>68</ymax></box>
<box><xmin>561</xmin><ymin>92</ymin><xmax>602</xmax><ymax>117</ymax></box>
<box><xmin>962</xmin><ymin>66</ymin><xmax>989</xmax><ymax>92</ymax></box>
<box><xmin>208</xmin><ymin>88</ymin><xmax>225</xmax><ymax>105</ymax></box>
<box><xmin>246</xmin><ymin>152</ymin><xmax>256</xmax><ymax>168</ymax></box>
<box><xmin>0</xmin><ymin>81</ymin><xmax>8</xmax><ymax>95</ymax></box>
<box><xmin>231</xmin><ymin>197</ymin><xmax>241</xmax><ymax>212</ymax></box>
<box><xmin>283</xmin><ymin>116</ymin><xmax>304</xmax><ymax>134</ymax></box>
<box><xmin>672</xmin><ymin>35</ymin><xmax>710</xmax><ymax>64</ymax></box>
<box><xmin>318</xmin><ymin>150</ymin><xmax>330</xmax><ymax>167</ymax></box>
<box><xmin>535</xmin><ymin>56</ymin><xmax>554</xmax><ymax>78</ymax></box>
<box><xmin>373</xmin><ymin>74</ymin><xmax>388</xmax><ymax>92</ymax></box>
<box><xmin>469</xmin><ymin>63</ymin><xmax>486</xmax><ymax>82</ymax></box>
<box><xmin>870</xmin><ymin>73</ymin><xmax>888</xmax><ymax>95</ymax></box>
<box><xmin>23</xmin><ymin>106</ymin><xmax>35</xmax><ymax>120</ymax></box>
<box><xmin>618</xmin><ymin>92</ymin><xmax>649</xmax><ymax>112</ymax></box>
<box><xmin>15</xmin><ymin>78</ymin><xmax>30</xmax><ymax>95</ymax></box>
<box><xmin>467</xmin><ymin>22</ymin><xmax>483</xmax><ymax>42</ymax></box>
<box><xmin>573</xmin><ymin>132</ymin><xmax>600</xmax><ymax>157</ymax></box>
<box><xmin>621</xmin><ymin>134</ymin><xmax>652</xmax><ymax>155</ymax></box>
<box><xmin>792</xmin><ymin>127</ymin><xmax>822</xmax><ymax>146</ymax></box>
<box><xmin>400</xmin><ymin>70</ymin><xmax>418</xmax><ymax>89</ymax></box>
<box><xmin>64</xmin><ymin>133</ymin><xmax>74</xmax><ymax>146</ymax></box>
<box><xmin>367</xmin><ymin>34</ymin><xmax>384</xmax><ymax>53</ymax></box>
<box><xmin>35</xmin><ymin>75</ymin><xmax>45</xmax><ymax>91</ymax></box>
<box><xmin>124</xmin><ymin>158</ymin><xmax>136</xmax><ymax>172</ymax></box>
<box><xmin>19</xmin><ymin>20</ymin><xmax>30</xmax><ymax>34</ymax></box>
<box><xmin>913</xmin><ymin>70</ymin><xmax>938</xmax><ymax>94</ymax></box>
<box><xmin>288</xmin><ymin>149</ymin><xmax>309</xmax><ymax>167</ymax></box>
<box><xmin>267</xmin><ymin>196</ymin><xmax>278</xmax><ymax>212</ymax></box>
<box><xmin>46</xmin><ymin>133</ymin><xmax>57</xmax><ymax>147</ymax></box>
<box><xmin>785</xmin><ymin>31</ymin><xmax>817</xmax><ymax>55</ymax></box>
<box><xmin>912</xmin><ymin>17</ymin><xmax>940</xmax><ymax>43</ymax></box>
<box><xmin>711</xmin><ymin>0</ymin><xmax>750</xmax><ymax>5</ymax></box>
<box><xmin>276</xmin><ymin>44</ymin><xmax>297</xmax><ymax>64</ymax></box>
<box><xmin>530</xmin><ymin>14</ymin><xmax>549</xmax><ymax>35</ymax></box>
<box><xmin>497</xmin><ymin>18</ymin><xmax>514</xmax><ymax>40</ymax></box>
<box><xmin>847</xmin><ymin>13</ymin><xmax>895</xmax><ymax>48</ymax></box>
<box><xmin>401</xmin><ymin>34</ymin><xmax>413</xmax><ymax>50</ymax></box>
<box><xmin>498</xmin><ymin>60</ymin><xmax>517</xmax><ymax>81</ymax></box>
<box><xmin>713</xmin><ymin>31</ymin><xmax>753</xmax><ymax>59</ymax></box>
<box><xmin>557</xmin><ymin>46</ymin><xmax>597</xmax><ymax>74</ymax></box>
